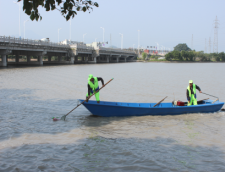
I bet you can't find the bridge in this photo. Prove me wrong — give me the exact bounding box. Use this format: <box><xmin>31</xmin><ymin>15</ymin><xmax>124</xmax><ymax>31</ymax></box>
<box><xmin>0</xmin><ymin>36</ymin><xmax>136</xmax><ymax>67</ymax></box>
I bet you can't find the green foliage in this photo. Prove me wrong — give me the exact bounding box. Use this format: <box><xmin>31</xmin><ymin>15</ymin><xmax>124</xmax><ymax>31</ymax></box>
<box><xmin>19</xmin><ymin>0</ymin><xmax>99</xmax><ymax>21</ymax></box>
<box><xmin>165</xmin><ymin>52</ymin><xmax>173</xmax><ymax>61</ymax></box>
<box><xmin>142</xmin><ymin>52</ymin><xmax>147</xmax><ymax>60</ymax></box>
<box><xmin>181</xmin><ymin>50</ymin><xmax>188</xmax><ymax>60</ymax></box>
<box><xmin>219</xmin><ymin>52</ymin><xmax>225</xmax><ymax>61</ymax></box>
<box><xmin>188</xmin><ymin>51</ymin><xmax>195</xmax><ymax>61</ymax></box>
<box><xmin>174</xmin><ymin>43</ymin><xmax>191</xmax><ymax>52</ymax></box>
<box><xmin>172</xmin><ymin>51</ymin><xmax>182</xmax><ymax>60</ymax></box>
<box><xmin>165</xmin><ymin>50</ymin><xmax>225</xmax><ymax>62</ymax></box>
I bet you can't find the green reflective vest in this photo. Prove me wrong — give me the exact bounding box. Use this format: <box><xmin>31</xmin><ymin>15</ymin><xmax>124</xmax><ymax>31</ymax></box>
<box><xmin>187</xmin><ymin>84</ymin><xmax>196</xmax><ymax>97</ymax></box>
<box><xmin>88</xmin><ymin>77</ymin><xmax>99</xmax><ymax>91</ymax></box>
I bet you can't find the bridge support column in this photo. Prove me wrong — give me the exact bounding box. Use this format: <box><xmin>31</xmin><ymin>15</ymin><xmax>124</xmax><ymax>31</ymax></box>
<box><xmin>86</xmin><ymin>56</ymin><xmax>89</xmax><ymax>62</ymax></box>
<box><xmin>58</xmin><ymin>56</ymin><xmax>62</xmax><ymax>62</ymax></box>
<box><xmin>48</xmin><ymin>56</ymin><xmax>51</xmax><ymax>62</ymax></box>
<box><xmin>70</xmin><ymin>57</ymin><xmax>74</xmax><ymax>64</ymax></box>
<box><xmin>16</xmin><ymin>55</ymin><xmax>19</xmax><ymax>63</ymax></box>
<box><xmin>39</xmin><ymin>56</ymin><xmax>43</xmax><ymax>66</ymax></box>
<box><xmin>116</xmin><ymin>57</ymin><xmax>119</xmax><ymax>63</ymax></box>
<box><xmin>0</xmin><ymin>55</ymin><xmax>7</xmax><ymax>67</ymax></box>
<box><xmin>27</xmin><ymin>55</ymin><xmax>31</xmax><ymax>63</ymax></box>
<box><xmin>106</xmin><ymin>56</ymin><xmax>109</xmax><ymax>63</ymax></box>
<box><xmin>74</xmin><ymin>56</ymin><xmax>78</xmax><ymax>63</ymax></box>
<box><xmin>93</xmin><ymin>57</ymin><xmax>97</xmax><ymax>63</ymax></box>
<box><xmin>82</xmin><ymin>56</ymin><xmax>85</xmax><ymax>62</ymax></box>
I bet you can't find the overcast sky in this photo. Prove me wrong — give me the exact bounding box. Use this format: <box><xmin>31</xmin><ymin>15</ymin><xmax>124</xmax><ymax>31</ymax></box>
<box><xmin>0</xmin><ymin>0</ymin><xmax>225</xmax><ymax>52</ymax></box>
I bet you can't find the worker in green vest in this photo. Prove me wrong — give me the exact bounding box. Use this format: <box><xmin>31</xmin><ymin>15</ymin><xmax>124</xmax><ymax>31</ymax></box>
<box><xmin>86</xmin><ymin>74</ymin><xmax>104</xmax><ymax>103</ymax></box>
<box><xmin>186</xmin><ymin>80</ymin><xmax>202</xmax><ymax>106</ymax></box>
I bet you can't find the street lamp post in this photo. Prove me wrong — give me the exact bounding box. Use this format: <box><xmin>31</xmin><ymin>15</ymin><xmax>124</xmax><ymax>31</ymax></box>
<box><xmin>14</xmin><ymin>1</ymin><xmax>21</xmax><ymax>38</ymax></box>
<box><xmin>83</xmin><ymin>33</ymin><xmax>87</xmax><ymax>43</ymax></box>
<box><xmin>24</xmin><ymin>20</ymin><xmax>29</xmax><ymax>39</ymax></box>
<box><xmin>58</xmin><ymin>28</ymin><xmax>62</xmax><ymax>44</ymax></box>
<box><xmin>100</xmin><ymin>27</ymin><xmax>105</xmax><ymax>43</ymax></box>
<box><xmin>70</xmin><ymin>20</ymin><xmax>71</xmax><ymax>41</ymax></box>
<box><xmin>119</xmin><ymin>33</ymin><xmax>123</xmax><ymax>49</ymax></box>
<box><xmin>138</xmin><ymin>30</ymin><xmax>140</xmax><ymax>56</ymax></box>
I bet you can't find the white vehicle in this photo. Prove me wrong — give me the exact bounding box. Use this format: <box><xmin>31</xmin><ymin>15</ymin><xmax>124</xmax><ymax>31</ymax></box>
<box><xmin>40</xmin><ymin>38</ymin><xmax>50</xmax><ymax>42</ymax></box>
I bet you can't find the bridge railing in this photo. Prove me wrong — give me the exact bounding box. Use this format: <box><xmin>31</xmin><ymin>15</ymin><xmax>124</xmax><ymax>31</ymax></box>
<box><xmin>0</xmin><ymin>36</ymin><xmax>70</xmax><ymax>48</ymax></box>
<box><xmin>71</xmin><ymin>44</ymin><xmax>94</xmax><ymax>50</ymax></box>
<box><xmin>98</xmin><ymin>46</ymin><xmax>136</xmax><ymax>54</ymax></box>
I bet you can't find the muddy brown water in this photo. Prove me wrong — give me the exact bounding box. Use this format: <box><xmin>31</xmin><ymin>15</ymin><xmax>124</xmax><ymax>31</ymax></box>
<box><xmin>0</xmin><ymin>62</ymin><xmax>225</xmax><ymax>172</ymax></box>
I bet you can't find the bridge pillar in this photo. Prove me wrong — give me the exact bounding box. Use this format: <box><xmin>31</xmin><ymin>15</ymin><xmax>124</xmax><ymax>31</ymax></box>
<box><xmin>85</xmin><ymin>56</ymin><xmax>88</xmax><ymax>63</ymax></box>
<box><xmin>27</xmin><ymin>55</ymin><xmax>31</xmax><ymax>63</ymax></box>
<box><xmin>16</xmin><ymin>54</ymin><xmax>19</xmax><ymax>63</ymax></box>
<box><xmin>39</xmin><ymin>56</ymin><xmax>43</xmax><ymax>65</ymax></box>
<box><xmin>58</xmin><ymin>56</ymin><xmax>62</xmax><ymax>62</ymax></box>
<box><xmin>116</xmin><ymin>57</ymin><xmax>119</xmax><ymax>63</ymax></box>
<box><xmin>0</xmin><ymin>55</ymin><xmax>7</xmax><ymax>66</ymax></box>
<box><xmin>93</xmin><ymin>57</ymin><xmax>97</xmax><ymax>63</ymax></box>
<box><xmin>74</xmin><ymin>56</ymin><xmax>78</xmax><ymax>63</ymax></box>
<box><xmin>106</xmin><ymin>56</ymin><xmax>109</xmax><ymax>63</ymax></box>
<box><xmin>70</xmin><ymin>57</ymin><xmax>74</xmax><ymax>64</ymax></box>
<box><xmin>48</xmin><ymin>56</ymin><xmax>51</xmax><ymax>62</ymax></box>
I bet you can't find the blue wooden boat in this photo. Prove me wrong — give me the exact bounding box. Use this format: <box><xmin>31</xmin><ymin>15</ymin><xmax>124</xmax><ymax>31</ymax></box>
<box><xmin>80</xmin><ymin>99</ymin><xmax>224</xmax><ymax>117</ymax></box>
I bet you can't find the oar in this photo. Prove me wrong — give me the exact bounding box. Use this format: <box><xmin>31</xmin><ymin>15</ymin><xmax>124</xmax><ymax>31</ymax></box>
<box><xmin>201</xmin><ymin>92</ymin><xmax>219</xmax><ymax>100</ymax></box>
<box><xmin>60</xmin><ymin>78</ymin><xmax>114</xmax><ymax>121</ymax></box>
<box><xmin>153</xmin><ymin>96</ymin><xmax>168</xmax><ymax>107</ymax></box>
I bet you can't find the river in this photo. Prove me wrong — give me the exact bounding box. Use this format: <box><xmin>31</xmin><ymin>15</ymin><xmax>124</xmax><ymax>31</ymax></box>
<box><xmin>0</xmin><ymin>62</ymin><xmax>225</xmax><ymax>172</ymax></box>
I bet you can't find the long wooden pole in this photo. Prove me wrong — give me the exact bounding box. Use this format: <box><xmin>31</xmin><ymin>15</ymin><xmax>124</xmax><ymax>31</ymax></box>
<box><xmin>153</xmin><ymin>96</ymin><xmax>168</xmax><ymax>107</ymax></box>
<box><xmin>61</xmin><ymin>78</ymin><xmax>114</xmax><ymax>120</ymax></box>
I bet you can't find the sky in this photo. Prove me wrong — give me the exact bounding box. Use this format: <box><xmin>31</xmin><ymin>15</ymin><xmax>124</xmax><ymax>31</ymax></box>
<box><xmin>0</xmin><ymin>0</ymin><xmax>225</xmax><ymax>52</ymax></box>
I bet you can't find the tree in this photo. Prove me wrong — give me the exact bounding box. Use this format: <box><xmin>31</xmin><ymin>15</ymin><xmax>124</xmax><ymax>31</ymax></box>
<box><xmin>142</xmin><ymin>52</ymin><xmax>147</xmax><ymax>60</ymax></box>
<box><xmin>19</xmin><ymin>0</ymin><xmax>99</xmax><ymax>21</ymax></box>
<box><xmin>219</xmin><ymin>52</ymin><xmax>225</xmax><ymax>61</ymax></box>
<box><xmin>165</xmin><ymin>52</ymin><xmax>173</xmax><ymax>61</ymax></box>
<box><xmin>181</xmin><ymin>50</ymin><xmax>188</xmax><ymax>60</ymax></box>
<box><xmin>188</xmin><ymin>51</ymin><xmax>195</xmax><ymax>61</ymax></box>
<box><xmin>172</xmin><ymin>51</ymin><xmax>182</xmax><ymax>60</ymax></box>
<box><xmin>174</xmin><ymin>43</ymin><xmax>191</xmax><ymax>52</ymax></box>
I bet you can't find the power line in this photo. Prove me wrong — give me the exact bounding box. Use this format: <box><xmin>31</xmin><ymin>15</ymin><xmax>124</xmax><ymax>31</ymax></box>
<box><xmin>213</xmin><ymin>16</ymin><xmax>219</xmax><ymax>53</ymax></box>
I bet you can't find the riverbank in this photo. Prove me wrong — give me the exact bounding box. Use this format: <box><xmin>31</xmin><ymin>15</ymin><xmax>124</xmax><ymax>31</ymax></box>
<box><xmin>136</xmin><ymin>60</ymin><xmax>225</xmax><ymax>63</ymax></box>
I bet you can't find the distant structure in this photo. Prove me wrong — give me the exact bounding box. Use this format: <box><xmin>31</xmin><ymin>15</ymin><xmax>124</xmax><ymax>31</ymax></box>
<box><xmin>208</xmin><ymin>37</ymin><xmax>211</xmax><ymax>54</ymax></box>
<box><xmin>213</xmin><ymin>16</ymin><xmax>219</xmax><ymax>53</ymax></box>
<box><xmin>191</xmin><ymin>34</ymin><xmax>193</xmax><ymax>50</ymax></box>
<box><xmin>205</xmin><ymin>38</ymin><xmax>207</xmax><ymax>53</ymax></box>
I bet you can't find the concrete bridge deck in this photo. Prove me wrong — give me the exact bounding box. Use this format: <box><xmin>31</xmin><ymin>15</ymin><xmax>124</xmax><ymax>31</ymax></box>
<box><xmin>0</xmin><ymin>36</ymin><xmax>136</xmax><ymax>67</ymax></box>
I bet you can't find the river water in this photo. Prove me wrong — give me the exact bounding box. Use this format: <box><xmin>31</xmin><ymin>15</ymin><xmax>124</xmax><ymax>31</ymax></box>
<box><xmin>0</xmin><ymin>62</ymin><xmax>225</xmax><ymax>172</ymax></box>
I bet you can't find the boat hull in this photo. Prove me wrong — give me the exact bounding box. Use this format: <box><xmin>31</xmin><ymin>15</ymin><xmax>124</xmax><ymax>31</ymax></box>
<box><xmin>80</xmin><ymin>99</ymin><xmax>224</xmax><ymax>117</ymax></box>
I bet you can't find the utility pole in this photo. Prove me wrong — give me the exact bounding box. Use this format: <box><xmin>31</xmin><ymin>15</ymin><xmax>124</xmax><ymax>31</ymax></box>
<box><xmin>58</xmin><ymin>28</ymin><xmax>62</xmax><ymax>43</ymax></box>
<box><xmin>83</xmin><ymin>33</ymin><xmax>87</xmax><ymax>43</ymax></box>
<box><xmin>14</xmin><ymin>1</ymin><xmax>21</xmax><ymax>38</ymax></box>
<box><xmin>208</xmin><ymin>37</ymin><xmax>211</xmax><ymax>54</ymax></box>
<box><xmin>24</xmin><ymin>20</ymin><xmax>29</xmax><ymax>39</ymax></box>
<box><xmin>191</xmin><ymin>34</ymin><xmax>193</xmax><ymax>50</ymax></box>
<box><xmin>110</xmin><ymin>34</ymin><xmax>112</xmax><ymax>48</ymax></box>
<box><xmin>205</xmin><ymin>39</ymin><xmax>207</xmax><ymax>53</ymax></box>
<box><xmin>119</xmin><ymin>33</ymin><xmax>123</xmax><ymax>49</ymax></box>
<box><xmin>138</xmin><ymin>30</ymin><xmax>140</xmax><ymax>56</ymax></box>
<box><xmin>70</xmin><ymin>20</ymin><xmax>71</xmax><ymax>41</ymax></box>
<box><xmin>100</xmin><ymin>27</ymin><xmax>105</xmax><ymax>43</ymax></box>
<box><xmin>213</xmin><ymin>16</ymin><xmax>219</xmax><ymax>53</ymax></box>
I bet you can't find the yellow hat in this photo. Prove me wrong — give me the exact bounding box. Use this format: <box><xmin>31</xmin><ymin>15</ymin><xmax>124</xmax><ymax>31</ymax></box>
<box><xmin>189</xmin><ymin>80</ymin><xmax>193</xmax><ymax>83</ymax></box>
